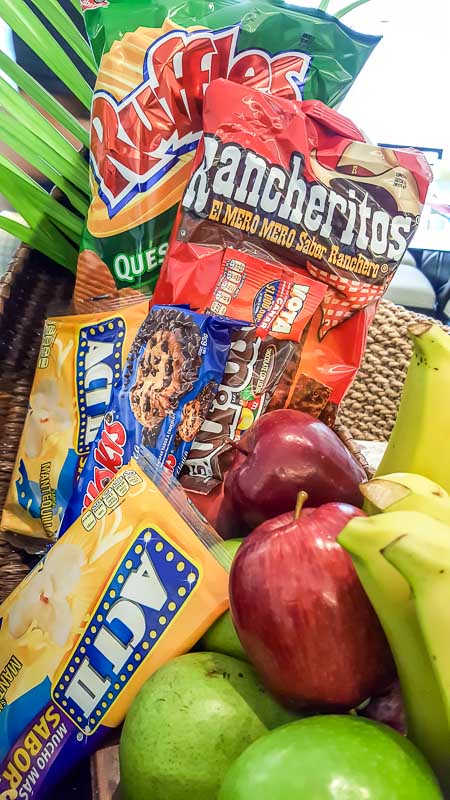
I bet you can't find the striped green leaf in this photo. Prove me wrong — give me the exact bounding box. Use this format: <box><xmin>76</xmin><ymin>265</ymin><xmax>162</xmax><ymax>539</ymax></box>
<box><xmin>0</xmin><ymin>50</ymin><xmax>89</xmax><ymax>148</ymax></box>
<box><xmin>0</xmin><ymin>214</ymin><xmax>78</xmax><ymax>270</ymax></box>
<box><xmin>0</xmin><ymin>157</ymin><xmax>82</xmax><ymax>242</ymax></box>
<box><xmin>0</xmin><ymin>155</ymin><xmax>82</xmax><ymax>240</ymax></box>
<box><xmin>0</xmin><ymin>113</ymin><xmax>89</xmax><ymax>215</ymax></box>
<box><xmin>67</xmin><ymin>0</ymin><xmax>83</xmax><ymax>12</ymax></box>
<box><xmin>28</xmin><ymin>0</ymin><xmax>97</xmax><ymax>74</ymax></box>
<box><xmin>0</xmin><ymin>75</ymin><xmax>89</xmax><ymax>186</ymax></box>
<box><xmin>0</xmin><ymin>0</ymin><xmax>93</xmax><ymax>109</ymax></box>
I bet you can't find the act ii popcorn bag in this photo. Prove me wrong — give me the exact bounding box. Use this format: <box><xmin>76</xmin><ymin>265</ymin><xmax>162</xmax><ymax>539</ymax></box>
<box><xmin>1</xmin><ymin>299</ymin><xmax>148</xmax><ymax>542</ymax></box>
<box><xmin>0</xmin><ymin>453</ymin><xmax>230</xmax><ymax>800</ymax></box>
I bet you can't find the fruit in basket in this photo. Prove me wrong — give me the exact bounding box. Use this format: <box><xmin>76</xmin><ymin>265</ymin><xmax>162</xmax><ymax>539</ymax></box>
<box><xmin>199</xmin><ymin>539</ymin><xmax>247</xmax><ymax>660</ymax></box>
<box><xmin>360</xmin><ymin>681</ymin><xmax>406</xmax><ymax>735</ymax></box>
<box><xmin>339</xmin><ymin>511</ymin><xmax>450</xmax><ymax>792</ymax></box>
<box><xmin>120</xmin><ymin>652</ymin><xmax>298</xmax><ymax>800</ymax></box>
<box><xmin>382</xmin><ymin>516</ymin><xmax>450</xmax><ymax>790</ymax></box>
<box><xmin>377</xmin><ymin>323</ymin><xmax>450</xmax><ymax>491</ymax></box>
<box><xmin>216</xmin><ymin>409</ymin><xmax>366</xmax><ymax>536</ymax></box>
<box><xmin>362</xmin><ymin>473</ymin><xmax>450</xmax><ymax>522</ymax></box>
<box><xmin>218</xmin><ymin>716</ymin><xmax>443</xmax><ymax>800</ymax></box>
<box><xmin>229</xmin><ymin>497</ymin><xmax>394</xmax><ymax>710</ymax></box>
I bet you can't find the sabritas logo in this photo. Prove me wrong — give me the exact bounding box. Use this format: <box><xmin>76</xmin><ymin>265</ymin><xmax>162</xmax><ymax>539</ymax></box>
<box><xmin>81</xmin><ymin>0</ymin><xmax>109</xmax><ymax>11</ymax></box>
<box><xmin>90</xmin><ymin>26</ymin><xmax>310</xmax><ymax>218</ymax></box>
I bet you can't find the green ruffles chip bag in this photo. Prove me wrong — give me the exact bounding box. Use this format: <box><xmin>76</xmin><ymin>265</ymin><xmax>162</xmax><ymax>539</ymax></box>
<box><xmin>75</xmin><ymin>0</ymin><xmax>380</xmax><ymax>307</ymax></box>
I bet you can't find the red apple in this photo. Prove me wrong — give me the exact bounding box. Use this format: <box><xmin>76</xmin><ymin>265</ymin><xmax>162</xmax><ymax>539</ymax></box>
<box><xmin>187</xmin><ymin>484</ymin><xmax>224</xmax><ymax>530</ymax></box>
<box><xmin>229</xmin><ymin>500</ymin><xmax>395</xmax><ymax>711</ymax></box>
<box><xmin>217</xmin><ymin>409</ymin><xmax>366</xmax><ymax>536</ymax></box>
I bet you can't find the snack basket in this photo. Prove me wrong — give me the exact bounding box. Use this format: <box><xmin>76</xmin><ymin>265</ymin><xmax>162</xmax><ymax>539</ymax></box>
<box><xmin>0</xmin><ymin>243</ymin><xmax>440</xmax><ymax>800</ymax></box>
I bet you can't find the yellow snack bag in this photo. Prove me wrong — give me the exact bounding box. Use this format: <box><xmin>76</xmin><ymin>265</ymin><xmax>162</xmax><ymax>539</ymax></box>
<box><xmin>1</xmin><ymin>298</ymin><xmax>149</xmax><ymax>542</ymax></box>
<box><xmin>0</xmin><ymin>454</ymin><xmax>230</xmax><ymax>799</ymax></box>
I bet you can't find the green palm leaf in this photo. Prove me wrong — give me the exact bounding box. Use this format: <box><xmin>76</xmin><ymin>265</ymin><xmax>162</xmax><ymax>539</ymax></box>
<box><xmin>0</xmin><ymin>113</ymin><xmax>89</xmax><ymax>215</ymax></box>
<box><xmin>28</xmin><ymin>0</ymin><xmax>97</xmax><ymax>74</ymax></box>
<box><xmin>0</xmin><ymin>0</ymin><xmax>94</xmax><ymax>270</ymax></box>
<box><xmin>0</xmin><ymin>75</ymin><xmax>89</xmax><ymax>183</ymax></box>
<box><xmin>0</xmin><ymin>50</ymin><xmax>89</xmax><ymax>147</ymax></box>
<box><xmin>0</xmin><ymin>0</ymin><xmax>92</xmax><ymax>109</ymax></box>
<box><xmin>0</xmin><ymin>214</ymin><xmax>78</xmax><ymax>269</ymax></box>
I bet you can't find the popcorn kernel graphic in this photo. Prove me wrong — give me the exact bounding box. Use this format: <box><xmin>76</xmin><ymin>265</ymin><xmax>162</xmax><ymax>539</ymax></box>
<box><xmin>8</xmin><ymin>544</ymin><xmax>85</xmax><ymax>647</ymax></box>
<box><xmin>25</xmin><ymin>378</ymin><xmax>71</xmax><ymax>459</ymax></box>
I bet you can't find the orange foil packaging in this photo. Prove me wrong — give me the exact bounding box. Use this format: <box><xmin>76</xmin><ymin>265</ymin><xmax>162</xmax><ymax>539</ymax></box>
<box><xmin>154</xmin><ymin>79</ymin><xmax>433</xmax><ymax>424</ymax></box>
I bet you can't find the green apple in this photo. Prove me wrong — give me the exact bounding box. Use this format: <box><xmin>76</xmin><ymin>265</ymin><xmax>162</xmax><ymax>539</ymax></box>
<box><xmin>219</xmin><ymin>715</ymin><xmax>443</xmax><ymax>800</ymax></box>
<box><xmin>120</xmin><ymin>652</ymin><xmax>297</xmax><ymax>800</ymax></box>
<box><xmin>199</xmin><ymin>539</ymin><xmax>247</xmax><ymax>661</ymax></box>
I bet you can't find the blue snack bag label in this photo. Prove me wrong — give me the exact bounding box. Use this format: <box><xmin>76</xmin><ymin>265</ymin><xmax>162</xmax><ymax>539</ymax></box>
<box><xmin>61</xmin><ymin>306</ymin><xmax>237</xmax><ymax>533</ymax></box>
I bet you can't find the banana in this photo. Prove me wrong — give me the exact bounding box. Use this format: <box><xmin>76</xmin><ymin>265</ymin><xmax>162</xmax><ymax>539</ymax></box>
<box><xmin>339</xmin><ymin>511</ymin><xmax>450</xmax><ymax>792</ymax></box>
<box><xmin>383</xmin><ymin>522</ymin><xmax>450</xmax><ymax>735</ymax></box>
<box><xmin>377</xmin><ymin>323</ymin><xmax>450</xmax><ymax>491</ymax></box>
<box><xmin>361</xmin><ymin>473</ymin><xmax>450</xmax><ymax>523</ymax></box>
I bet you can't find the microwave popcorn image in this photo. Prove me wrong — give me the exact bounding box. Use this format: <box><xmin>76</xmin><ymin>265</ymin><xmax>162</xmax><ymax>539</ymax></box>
<box><xmin>0</xmin><ymin>456</ymin><xmax>230</xmax><ymax>799</ymax></box>
<box><xmin>1</xmin><ymin>300</ymin><xmax>149</xmax><ymax>541</ymax></box>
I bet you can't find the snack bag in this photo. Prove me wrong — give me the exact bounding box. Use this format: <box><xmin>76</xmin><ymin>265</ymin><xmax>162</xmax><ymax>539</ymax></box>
<box><xmin>1</xmin><ymin>298</ymin><xmax>149</xmax><ymax>542</ymax></box>
<box><xmin>60</xmin><ymin>305</ymin><xmax>239</xmax><ymax>533</ymax></box>
<box><xmin>77</xmin><ymin>0</ymin><xmax>380</xmax><ymax>301</ymax></box>
<box><xmin>181</xmin><ymin>250</ymin><xmax>326</xmax><ymax>492</ymax></box>
<box><xmin>200</xmin><ymin>247</ymin><xmax>326</xmax><ymax>339</ymax></box>
<box><xmin>0</xmin><ymin>453</ymin><xmax>230</xmax><ymax>800</ymax></box>
<box><xmin>154</xmin><ymin>78</ymin><xmax>433</xmax><ymax>425</ymax></box>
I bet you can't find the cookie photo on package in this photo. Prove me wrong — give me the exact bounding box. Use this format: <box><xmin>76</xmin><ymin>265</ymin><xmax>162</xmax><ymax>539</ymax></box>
<box><xmin>60</xmin><ymin>306</ymin><xmax>241</xmax><ymax>534</ymax></box>
<box><xmin>0</xmin><ymin>298</ymin><xmax>149</xmax><ymax>543</ymax></box>
<box><xmin>77</xmin><ymin>0</ymin><xmax>380</xmax><ymax>300</ymax></box>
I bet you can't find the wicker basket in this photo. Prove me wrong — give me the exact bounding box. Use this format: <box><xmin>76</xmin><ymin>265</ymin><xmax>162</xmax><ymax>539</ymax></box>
<box><xmin>0</xmin><ymin>244</ymin><xmax>445</xmax><ymax>800</ymax></box>
<box><xmin>0</xmin><ymin>246</ymin><xmax>74</xmax><ymax>598</ymax></box>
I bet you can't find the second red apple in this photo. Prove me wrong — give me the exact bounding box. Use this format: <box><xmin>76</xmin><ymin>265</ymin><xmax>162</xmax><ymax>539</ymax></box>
<box><xmin>229</xmin><ymin>501</ymin><xmax>395</xmax><ymax>711</ymax></box>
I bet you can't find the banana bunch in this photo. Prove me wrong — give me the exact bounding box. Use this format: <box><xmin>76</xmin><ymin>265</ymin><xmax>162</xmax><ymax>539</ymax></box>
<box><xmin>377</xmin><ymin>322</ymin><xmax>450</xmax><ymax>488</ymax></box>
<box><xmin>338</xmin><ymin>323</ymin><xmax>450</xmax><ymax>795</ymax></box>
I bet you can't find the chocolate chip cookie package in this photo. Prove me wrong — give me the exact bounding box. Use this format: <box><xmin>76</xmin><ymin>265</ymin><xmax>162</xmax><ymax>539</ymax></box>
<box><xmin>60</xmin><ymin>306</ymin><xmax>238</xmax><ymax>533</ymax></box>
<box><xmin>77</xmin><ymin>0</ymin><xmax>380</xmax><ymax>300</ymax></box>
<box><xmin>0</xmin><ymin>453</ymin><xmax>230</xmax><ymax>800</ymax></box>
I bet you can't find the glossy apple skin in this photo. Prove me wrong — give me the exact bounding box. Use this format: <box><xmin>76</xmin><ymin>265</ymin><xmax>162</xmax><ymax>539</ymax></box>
<box><xmin>218</xmin><ymin>410</ymin><xmax>366</xmax><ymax>535</ymax></box>
<box><xmin>230</xmin><ymin>503</ymin><xmax>395</xmax><ymax>711</ymax></box>
<box><xmin>219</xmin><ymin>716</ymin><xmax>442</xmax><ymax>800</ymax></box>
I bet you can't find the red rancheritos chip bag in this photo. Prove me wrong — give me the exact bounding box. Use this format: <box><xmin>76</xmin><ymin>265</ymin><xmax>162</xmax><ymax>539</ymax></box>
<box><xmin>153</xmin><ymin>78</ymin><xmax>433</xmax><ymax>422</ymax></box>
